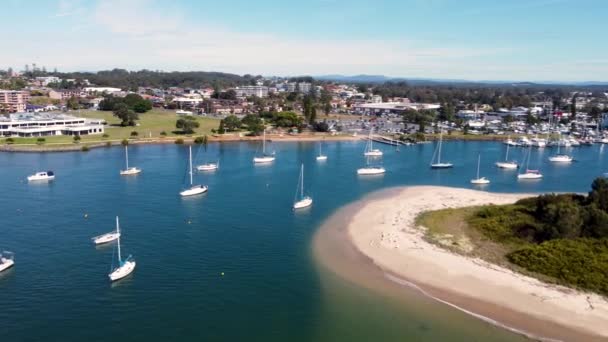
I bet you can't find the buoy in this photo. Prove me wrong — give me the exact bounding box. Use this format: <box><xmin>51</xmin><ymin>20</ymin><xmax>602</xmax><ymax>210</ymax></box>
<box><xmin>221</xmin><ymin>272</ymin><xmax>224</xmax><ymax>276</ymax></box>
<box><xmin>188</xmin><ymin>220</ymin><xmax>191</xmax><ymax>224</ymax></box>
<box><xmin>84</xmin><ymin>213</ymin><xmax>88</xmax><ymax>218</ymax></box>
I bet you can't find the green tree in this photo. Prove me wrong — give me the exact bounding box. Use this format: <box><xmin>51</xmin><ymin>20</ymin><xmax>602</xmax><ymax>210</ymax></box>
<box><xmin>241</xmin><ymin>114</ymin><xmax>264</xmax><ymax>135</ymax></box>
<box><xmin>589</xmin><ymin>106</ymin><xmax>602</xmax><ymax>121</ymax></box>
<box><xmin>222</xmin><ymin>115</ymin><xmax>241</xmax><ymax>132</ymax></box>
<box><xmin>175</xmin><ymin>116</ymin><xmax>200</xmax><ymax>134</ymax></box>
<box><xmin>571</xmin><ymin>93</ymin><xmax>577</xmax><ymax>119</ymax></box>
<box><xmin>66</xmin><ymin>96</ymin><xmax>79</xmax><ymax>110</ymax></box>
<box><xmin>113</xmin><ymin>103</ymin><xmax>139</xmax><ymax>126</ymax></box>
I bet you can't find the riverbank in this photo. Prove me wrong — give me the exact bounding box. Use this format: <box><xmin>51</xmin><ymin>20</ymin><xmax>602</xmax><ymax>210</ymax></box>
<box><xmin>0</xmin><ymin>133</ymin><xmax>360</xmax><ymax>152</ymax></box>
<box><xmin>313</xmin><ymin>186</ymin><xmax>608</xmax><ymax>342</ymax></box>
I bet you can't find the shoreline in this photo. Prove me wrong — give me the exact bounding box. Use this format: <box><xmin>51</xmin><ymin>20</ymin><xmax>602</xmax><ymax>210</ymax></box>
<box><xmin>313</xmin><ymin>186</ymin><xmax>608</xmax><ymax>342</ymax></box>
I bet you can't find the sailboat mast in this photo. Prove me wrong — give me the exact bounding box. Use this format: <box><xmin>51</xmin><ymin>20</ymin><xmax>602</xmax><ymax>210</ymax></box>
<box><xmin>300</xmin><ymin>164</ymin><xmax>304</xmax><ymax>199</ymax></box>
<box><xmin>438</xmin><ymin>131</ymin><xmax>443</xmax><ymax>163</ymax></box>
<box><xmin>125</xmin><ymin>146</ymin><xmax>129</xmax><ymax>169</ymax></box>
<box><xmin>116</xmin><ymin>216</ymin><xmax>122</xmax><ymax>263</ymax></box>
<box><xmin>262</xmin><ymin>129</ymin><xmax>266</xmax><ymax>154</ymax></box>
<box><xmin>189</xmin><ymin>146</ymin><xmax>193</xmax><ymax>185</ymax></box>
<box><xmin>505</xmin><ymin>143</ymin><xmax>510</xmax><ymax>161</ymax></box>
<box><xmin>476</xmin><ymin>154</ymin><xmax>481</xmax><ymax>179</ymax></box>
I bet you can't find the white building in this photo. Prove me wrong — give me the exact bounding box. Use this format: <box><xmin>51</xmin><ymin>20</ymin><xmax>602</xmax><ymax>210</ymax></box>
<box><xmin>35</xmin><ymin>76</ymin><xmax>61</xmax><ymax>86</ymax></box>
<box><xmin>83</xmin><ymin>87</ymin><xmax>123</xmax><ymax>95</ymax></box>
<box><xmin>353</xmin><ymin>102</ymin><xmax>440</xmax><ymax>115</ymax></box>
<box><xmin>0</xmin><ymin>113</ymin><xmax>105</xmax><ymax>137</ymax></box>
<box><xmin>234</xmin><ymin>85</ymin><xmax>269</xmax><ymax>98</ymax></box>
<box><xmin>287</xmin><ymin>82</ymin><xmax>312</xmax><ymax>93</ymax></box>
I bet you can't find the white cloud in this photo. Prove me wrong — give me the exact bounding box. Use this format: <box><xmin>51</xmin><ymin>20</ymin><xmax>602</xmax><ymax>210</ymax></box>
<box><xmin>53</xmin><ymin>0</ymin><xmax>83</xmax><ymax>17</ymax></box>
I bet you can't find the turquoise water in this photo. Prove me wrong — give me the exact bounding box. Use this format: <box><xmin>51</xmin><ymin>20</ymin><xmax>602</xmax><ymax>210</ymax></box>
<box><xmin>0</xmin><ymin>141</ymin><xmax>604</xmax><ymax>341</ymax></box>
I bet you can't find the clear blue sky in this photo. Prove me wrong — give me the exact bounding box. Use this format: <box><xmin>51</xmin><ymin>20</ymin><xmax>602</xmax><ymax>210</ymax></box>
<box><xmin>2</xmin><ymin>0</ymin><xmax>607</xmax><ymax>81</ymax></box>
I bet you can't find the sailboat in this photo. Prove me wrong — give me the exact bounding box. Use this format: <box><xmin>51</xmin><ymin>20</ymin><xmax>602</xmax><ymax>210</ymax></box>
<box><xmin>108</xmin><ymin>216</ymin><xmax>136</xmax><ymax>282</ymax></box>
<box><xmin>180</xmin><ymin>146</ymin><xmax>208</xmax><ymax>197</ymax></box>
<box><xmin>357</xmin><ymin>155</ymin><xmax>386</xmax><ymax>175</ymax></box>
<box><xmin>518</xmin><ymin>146</ymin><xmax>543</xmax><ymax>180</ymax></box>
<box><xmin>316</xmin><ymin>143</ymin><xmax>328</xmax><ymax>161</ymax></box>
<box><xmin>495</xmin><ymin>142</ymin><xmax>519</xmax><ymax>169</ymax></box>
<box><xmin>363</xmin><ymin>128</ymin><xmax>383</xmax><ymax>157</ymax></box>
<box><xmin>91</xmin><ymin>220</ymin><xmax>120</xmax><ymax>245</ymax></box>
<box><xmin>120</xmin><ymin>145</ymin><xmax>142</xmax><ymax>175</ymax></box>
<box><xmin>430</xmin><ymin>130</ymin><xmax>453</xmax><ymax>168</ymax></box>
<box><xmin>0</xmin><ymin>251</ymin><xmax>14</xmax><ymax>273</ymax></box>
<box><xmin>293</xmin><ymin>164</ymin><xmax>313</xmax><ymax>209</ymax></box>
<box><xmin>471</xmin><ymin>154</ymin><xmax>490</xmax><ymax>184</ymax></box>
<box><xmin>197</xmin><ymin>159</ymin><xmax>219</xmax><ymax>171</ymax></box>
<box><xmin>253</xmin><ymin>129</ymin><xmax>275</xmax><ymax>163</ymax></box>
<box><xmin>549</xmin><ymin>134</ymin><xmax>573</xmax><ymax>163</ymax></box>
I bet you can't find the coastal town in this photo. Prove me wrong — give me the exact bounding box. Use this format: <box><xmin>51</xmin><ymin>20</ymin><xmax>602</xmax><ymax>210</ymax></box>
<box><xmin>2</xmin><ymin>67</ymin><xmax>608</xmax><ymax>150</ymax></box>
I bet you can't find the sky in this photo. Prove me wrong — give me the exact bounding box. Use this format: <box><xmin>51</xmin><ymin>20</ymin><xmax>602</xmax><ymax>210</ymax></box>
<box><xmin>2</xmin><ymin>0</ymin><xmax>608</xmax><ymax>82</ymax></box>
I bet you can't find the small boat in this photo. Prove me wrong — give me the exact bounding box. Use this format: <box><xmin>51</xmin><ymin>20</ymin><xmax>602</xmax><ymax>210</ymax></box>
<box><xmin>180</xmin><ymin>146</ymin><xmax>208</xmax><ymax>197</ymax></box>
<box><xmin>363</xmin><ymin>128</ymin><xmax>383</xmax><ymax>157</ymax></box>
<box><xmin>357</xmin><ymin>155</ymin><xmax>386</xmax><ymax>175</ymax></box>
<box><xmin>108</xmin><ymin>217</ymin><xmax>136</xmax><ymax>282</ymax></box>
<box><xmin>91</xmin><ymin>219</ymin><xmax>121</xmax><ymax>245</ymax></box>
<box><xmin>253</xmin><ymin>129</ymin><xmax>276</xmax><ymax>163</ymax></box>
<box><xmin>504</xmin><ymin>136</ymin><xmax>519</xmax><ymax>146</ymax></box>
<box><xmin>293</xmin><ymin>164</ymin><xmax>313</xmax><ymax>209</ymax></box>
<box><xmin>430</xmin><ymin>130</ymin><xmax>453</xmax><ymax>169</ymax></box>
<box><xmin>316</xmin><ymin>143</ymin><xmax>327</xmax><ymax>161</ymax></box>
<box><xmin>549</xmin><ymin>135</ymin><xmax>573</xmax><ymax>163</ymax></box>
<box><xmin>471</xmin><ymin>154</ymin><xmax>490</xmax><ymax>184</ymax></box>
<box><xmin>496</xmin><ymin>141</ymin><xmax>518</xmax><ymax>169</ymax></box>
<box><xmin>197</xmin><ymin>160</ymin><xmax>219</xmax><ymax>171</ymax></box>
<box><xmin>518</xmin><ymin>147</ymin><xmax>543</xmax><ymax>180</ymax></box>
<box><xmin>530</xmin><ymin>136</ymin><xmax>547</xmax><ymax>148</ymax></box>
<box><xmin>27</xmin><ymin>171</ymin><xmax>55</xmax><ymax>181</ymax></box>
<box><xmin>120</xmin><ymin>145</ymin><xmax>142</xmax><ymax>175</ymax></box>
<box><xmin>0</xmin><ymin>251</ymin><xmax>15</xmax><ymax>273</ymax></box>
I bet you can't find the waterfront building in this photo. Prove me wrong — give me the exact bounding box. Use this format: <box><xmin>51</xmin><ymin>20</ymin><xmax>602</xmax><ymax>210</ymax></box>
<box><xmin>0</xmin><ymin>112</ymin><xmax>105</xmax><ymax>137</ymax></box>
<box><xmin>234</xmin><ymin>85</ymin><xmax>269</xmax><ymax>98</ymax></box>
<box><xmin>353</xmin><ymin>102</ymin><xmax>441</xmax><ymax>115</ymax></box>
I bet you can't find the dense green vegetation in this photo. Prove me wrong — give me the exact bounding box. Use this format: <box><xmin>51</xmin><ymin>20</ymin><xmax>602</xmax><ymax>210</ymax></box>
<box><xmin>467</xmin><ymin>178</ymin><xmax>608</xmax><ymax>295</ymax></box>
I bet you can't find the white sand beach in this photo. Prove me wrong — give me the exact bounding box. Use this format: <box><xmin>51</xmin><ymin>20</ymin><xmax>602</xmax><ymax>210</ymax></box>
<box><xmin>316</xmin><ymin>186</ymin><xmax>608</xmax><ymax>342</ymax></box>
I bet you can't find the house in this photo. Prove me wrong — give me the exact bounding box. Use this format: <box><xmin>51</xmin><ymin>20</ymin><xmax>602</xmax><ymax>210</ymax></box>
<box><xmin>48</xmin><ymin>89</ymin><xmax>84</xmax><ymax>101</ymax></box>
<box><xmin>0</xmin><ymin>90</ymin><xmax>30</xmax><ymax>112</ymax></box>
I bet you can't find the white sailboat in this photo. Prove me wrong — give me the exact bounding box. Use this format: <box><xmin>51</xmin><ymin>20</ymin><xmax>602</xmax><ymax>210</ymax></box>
<box><xmin>363</xmin><ymin>128</ymin><xmax>383</xmax><ymax>157</ymax></box>
<box><xmin>27</xmin><ymin>171</ymin><xmax>55</xmax><ymax>181</ymax></box>
<box><xmin>92</xmin><ymin>219</ymin><xmax>121</xmax><ymax>245</ymax></box>
<box><xmin>471</xmin><ymin>154</ymin><xmax>490</xmax><ymax>184</ymax></box>
<box><xmin>518</xmin><ymin>146</ymin><xmax>543</xmax><ymax>180</ymax></box>
<box><xmin>316</xmin><ymin>143</ymin><xmax>327</xmax><ymax>161</ymax></box>
<box><xmin>108</xmin><ymin>216</ymin><xmax>136</xmax><ymax>282</ymax></box>
<box><xmin>293</xmin><ymin>164</ymin><xmax>313</xmax><ymax>209</ymax></box>
<box><xmin>549</xmin><ymin>134</ymin><xmax>573</xmax><ymax>163</ymax></box>
<box><xmin>430</xmin><ymin>130</ymin><xmax>453</xmax><ymax>168</ymax></box>
<box><xmin>180</xmin><ymin>146</ymin><xmax>208</xmax><ymax>197</ymax></box>
<box><xmin>0</xmin><ymin>251</ymin><xmax>15</xmax><ymax>273</ymax></box>
<box><xmin>495</xmin><ymin>142</ymin><xmax>519</xmax><ymax>169</ymax></box>
<box><xmin>253</xmin><ymin>129</ymin><xmax>275</xmax><ymax>163</ymax></box>
<box><xmin>120</xmin><ymin>145</ymin><xmax>142</xmax><ymax>175</ymax></box>
<box><xmin>357</xmin><ymin>155</ymin><xmax>386</xmax><ymax>175</ymax></box>
<box><xmin>197</xmin><ymin>160</ymin><xmax>219</xmax><ymax>171</ymax></box>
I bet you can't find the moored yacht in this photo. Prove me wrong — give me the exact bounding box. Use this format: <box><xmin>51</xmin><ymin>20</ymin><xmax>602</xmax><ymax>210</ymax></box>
<box><xmin>120</xmin><ymin>145</ymin><xmax>142</xmax><ymax>175</ymax></box>
<box><xmin>27</xmin><ymin>171</ymin><xmax>55</xmax><ymax>181</ymax></box>
<box><xmin>180</xmin><ymin>146</ymin><xmax>208</xmax><ymax>197</ymax></box>
<box><xmin>0</xmin><ymin>251</ymin><xmax>15</xmax><ymax>273</ymax></box>
<box><xmin>108</xmin><ymin>217</ymin><xmax>136</xmax><ymax>282</ymax></box>
<box><xmin>92</xmin><ymin>219</ymin><xmax>121</xmax><ymax>245</ymax></box>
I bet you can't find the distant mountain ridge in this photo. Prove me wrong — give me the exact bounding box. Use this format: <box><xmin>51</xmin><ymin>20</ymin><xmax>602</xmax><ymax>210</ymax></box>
<box><xmin>315</xmin><ymin>74</ymin><xmax>608</xmax><ymax>87</ymax></box>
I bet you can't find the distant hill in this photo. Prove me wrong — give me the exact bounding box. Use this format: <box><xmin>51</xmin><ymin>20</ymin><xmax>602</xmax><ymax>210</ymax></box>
<box><xmin>315</xmin><ymin>74</ymin><xmax>608</xmax><ymax>87</ymax></box>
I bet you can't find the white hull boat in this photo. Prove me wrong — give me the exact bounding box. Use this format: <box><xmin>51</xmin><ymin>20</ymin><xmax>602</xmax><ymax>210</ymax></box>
<box><xmin>357</xmin><ymin>167</ymin><xmax>386</xmax><ymax>175</ymax></box>
<box><xmin>197</xmin><ymin>162</ymin><xmax>219</xmax><ymax>171</ymax></box>
<box><xmin>120</xmin><ymin>146</ymin><xmax>141</xmax><ymax>175</ymax></box>
<box><xmin>495</xmin><ymin>161</ymin><xmax>518</xmax><ymax>169</ymax></box>
<box><xmin>316</xmin><ymin>143</ymin><xmax>327</xmax><ymax>161</ymax></box>
<box><xmin>180</xmin><ymin>185</ymin><xmax>208</xmax><ymax>197</ymax></box>
<box><xmin>254</xmin><ymin>129</ymin><xmax>275</xmax><ymax>163</ymax></box>
<box><xmin>180</xmin><ymin>146</ymin><xmax>208</xmax><ymax>196</ymax></box>
<box><xmin>430</xmin><ymin>131</ymin><xmax>452</xmax><ymax>169</ymax></box>
<box><xmin>92</xmin><ymin>231</ymin><xmax>120</xmax><ymax>245</ymax></box>
<box><xmin>430</xmin><ymin>163</ymin><xmax>453</xmax><ymax>169</ymax></box>
<box><xmin>0</xmin><ymin>252</ymin><xmax>15</xmax><ymax>273</ymax></box>
<box><xmin>364</xmin><ymin>150</ymin><xmax>383</xmax><ymax>157</ymax></box>
<box><xmin>27</xmin><ymin>171</ymin><xmax>55</xmax><ymax>181</ymax></box>
<box><xmin>470</xmin><ymin>154</ymin><xmax>490</xmax><ymax>184</ymax></box>
<box><xmin>518</xmin><ymin>171</ymin><xmax>543</xmax><ymax>180</ymax></box>
<box><xmin>364</xmin><ymin>128</ymin><xmax>383</xmax><ymax>157</ymax></box>
<box><xmin>293</xmin><ymin>164</ymin><xmax>313</xmax><ymax>209</ymax></box>
<box><xmin>549</xmin><ymin>155</ymin><xmax>573</xmax><ymax>163</ymax></box>
<box><xmin>108</xmin><ymin>217</ymin><xmax>136</xmax><ymax>282</ymax></box>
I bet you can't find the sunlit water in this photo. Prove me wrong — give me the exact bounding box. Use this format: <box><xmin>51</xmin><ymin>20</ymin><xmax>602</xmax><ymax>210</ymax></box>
<box><xmin>1</xmin><ymin>141</ymin><xmax>604</xmax><ymax>341</ymax></box>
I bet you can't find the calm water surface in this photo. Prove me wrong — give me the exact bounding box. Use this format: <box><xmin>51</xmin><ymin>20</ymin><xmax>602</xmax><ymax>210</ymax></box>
<box><xmin>1</xmin><ymin>141</ymin><xmax>605</xmax><ymax>341</ymax></box>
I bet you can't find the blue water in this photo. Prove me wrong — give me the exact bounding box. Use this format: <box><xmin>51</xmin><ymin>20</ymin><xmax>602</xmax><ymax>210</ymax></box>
<box><xmin>0</xmin><ymin>141</ymin><xmax>604</xmax><ymax>341</ymax></box>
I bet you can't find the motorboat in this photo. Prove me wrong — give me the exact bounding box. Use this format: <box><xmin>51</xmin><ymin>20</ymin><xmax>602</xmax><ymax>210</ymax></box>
<box><xmin>27</xmin><ymin>171</ymin><xmax>55</xmax><ymax>181</ymax></box>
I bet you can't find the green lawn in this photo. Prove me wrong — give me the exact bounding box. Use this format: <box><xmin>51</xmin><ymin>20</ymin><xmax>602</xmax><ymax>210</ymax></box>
<box><xmin>1</xmin><ymin>109</ymin><xmax>220</xmax><ymax>146</ymax></box>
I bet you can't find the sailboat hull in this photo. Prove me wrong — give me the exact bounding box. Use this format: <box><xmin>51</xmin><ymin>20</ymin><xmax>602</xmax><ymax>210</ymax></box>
<box><xmin>253</xmin><ymin>156</ymin><xmax>275</xmax><ymax>163</ymax></box>
<box><xmin>196</xmin><ymin>163</ymin><xmax>218</xmax><ymax>171</ymax></box>
<box><xmin>548</xmin><ymin>155</ymin><xmax>573</xmax><ymax>163</ymax></box>
<box><xmin>470</xmin><ymin>177</ymin><xmax>490</xmax><ymax>184</ymax></box>
<box><xmin>364</xmin><ymin>150</ymin><xmax>383</xmax><ymax>157</ymax></box>
<box><xmin>180</xmin><ymin>185</ymin><xmax>208</xmax><ymax>197</ymax></box>
<box><xmin>495</xmin><ymin>162</ymin><xmax>518</xmax><ymax>169</ymax></box>
<box><xmin>120</xmin><ymin>167</ymin><xmax>142</xmax><ymax>175</ymax></box>
<box><xmin>109</xmin><ymin>260</ymin><xmax>136</xmax><ymax>282</ymax></box>
<box><xmin>430</xmin><ymin>163</ymin><xmax>453</xmax><ymax>169</ymax></box>
<box><xmin>0</xmin><ymin>259</ymin><xmax>14</xmax><ymax>273</ymax></box>
<box><xmin>294</xmin><ymin>197</ymin><xmax>313</xmax><ymax>209</ymax></box>
<box><xmin>316</xmin><ymin>155</ymin><xmax>328</xmax><ymax>161</ymax></box>
<box><xmin>92</xmin><ymin>232</ymin><xmax>120</xmax><ymax>245</ymax></box>
<box><xmin>357</xmin><ymin>167</ymin><xmax>386</xmax><ymax>175</ymax></box>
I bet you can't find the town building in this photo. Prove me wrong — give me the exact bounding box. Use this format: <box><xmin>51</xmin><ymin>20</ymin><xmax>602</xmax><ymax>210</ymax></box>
<box><xmin>48</xmin><ymin>89</ymin><xmax>84</xmax><ymax>101</ymax></box>
<box><xmin>0</xmin><ymin>112</ymin><xmax>105</xmax><ymax>137</ymax></box>
<box><xmin>234</xmin><ymin>85</ymin><xmax>269</xmax><ymax>98</ymax></box>
<box><xmin>0</xmin><ymin>90</ymin><xmax>30</xmax><ymax>113</ymax></box>
<box><xmin>83</xmin><ymin>87</ymin><xmax>122</xmax><ymax>95</ymax></box>
<box><xmin>353</xmin><ymin>101</ymin><xmax>441</xmax><ymax>115</ymax></box>
<box><xmin>35</xmin><ymin>76</ymin><xmax>61</xmax><ymax>86</ymax></box>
